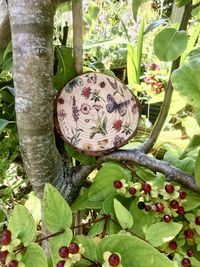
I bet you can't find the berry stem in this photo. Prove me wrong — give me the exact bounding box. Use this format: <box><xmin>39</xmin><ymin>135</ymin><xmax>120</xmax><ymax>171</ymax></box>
<box><xmin>71</xmin><ymin>215</ymin><xmax>111</xmax><ymax>230</ymax></box>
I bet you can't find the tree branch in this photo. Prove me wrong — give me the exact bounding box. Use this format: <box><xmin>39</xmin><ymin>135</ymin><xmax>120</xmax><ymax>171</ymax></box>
<box><xmin>0</xmin><ymin>1</ymin><xmax>11</xmax><ymax>49</ymax></box>
<box><xmin>138</xmin><ymin>2</ymin><xmax>192</xmax><ymax>154</ymax></box>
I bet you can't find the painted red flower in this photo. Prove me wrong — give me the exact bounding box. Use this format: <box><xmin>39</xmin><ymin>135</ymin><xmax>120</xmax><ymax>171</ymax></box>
<box><xmin>80</xmin><ymin>104</ymin><xmax>91</xmax><ymax>115</ymax></box>
<box><xmin>113</xmin><ymin>120</ymin><xmax>123</xmax><ymax>131</ymax></box>
<box><xmin>82</xmin><ymin>87</ymin><xmax>91</xmax><ymax>99</ymax></box>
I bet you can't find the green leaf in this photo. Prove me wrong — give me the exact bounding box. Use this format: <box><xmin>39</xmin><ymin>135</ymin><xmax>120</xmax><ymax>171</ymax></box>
<box><xmin>129</xmin><ymin>197</ymin><xmax>154</xmax><ymax>238</ymax></box>
<box><xmin>8</xmin><ymin>205</ymin><xmax>36</xmax><ymax>246</ymax></box>
<box><xmin>53</xmin><ymin>46</ymin><xmax>76</xmax><ymax>90</ymax></box>
<box><xmin>114</xmin><ymin>199</ymin><xmax>133</xmax><ymax>229</ymax></box>
<box><xmin>50</xmin><ymin>228</ymin><xmax>72</xmax><ymax>266</ymax></box>
<box><xmin>175</xmin><ymin>0</ymin><xmax>190</xmax><ymax>7</ymax></box>
<box><xmin>96</xmin><ymin>235</ymin><xmax>175</xmax><ymax>267</ymax></box>
<box><xmin>87</xmin><ymin>2</ymin><xmax>100</xmax><ymax>19</ymax></box>
<box><xmin>127</xmin><ymin>44</ymin><xmax>138</xmax><ymax>84</ymax></box>
<box><xmin>57</xmin><ymin>1</ymin><xmax>71</xmax><ymax>12</ymax></box>
<box><xmin>88</xmin><ymin>162</ymin><xmax>132</xmax><ymax>201</ymax></box>
<box><xmin>43</xmin><ymin>183</ymin><xmax>72</xmax><ymax>232</ymax></box>
<box><xmin>64</xmin><ymin>144</ymin><xmax>96</xmax><ymax>165</ymax></box>
<box><xmin>195</xmin><ymin>108</ymin><xmax>200</xmax><ymax>127</ymax></box>
<box><xmin>22</xmin><ymin>243</ymin><xmax>47</xmax><ymax>267</ymax></box>
<box><xmin>154</xmin><ymin>28</ymin><xmax>188</xmax><ymax>62</ymax></box>
<box><xmin>146</xmin><ymin>222</ymin><xmax>182</xmax><ymax>247</ymax></box>
<box><xmin>132</xmin><ymin>0</ymin><xmax>149</xmax><ymax>21</ymax></box>
<box><xmin>144</xmin><ymin>19</ymin><xmax>167</xmax><ymax>35</ymax></box>
<box><xmin>180</xmin><ymin>135</ymin><xmax>200</xmax><ymax>159</ymax></box>
<box><xmin>71</xmin><ymin>188</ymin><xmax>103</xmax><ymax>211</ymax></box>
<box><xmin>171</xmin><ymin>60</ymin><xmax>200</xmax><ymax>108</ymax></box>
<box><xmin>184</xmin><ymin>188</ymin><xmax>200</xmax><ymax>211</ymax></box>
<box><xmin>0</xmin><ymin>119</ymin><xmax>11</xmax><ymax>135</ymax></box>
<box><xmin>195</xmin><ymin>150</ymin><xmax>200</xmax><ymax>187</ymax></box>
<box><xmin>75</xmin><ymin>235</ymin><xmax>98</xmax><ymax>264</ymax></box>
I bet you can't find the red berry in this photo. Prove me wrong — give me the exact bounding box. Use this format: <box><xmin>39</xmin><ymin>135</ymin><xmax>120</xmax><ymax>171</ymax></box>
<box><xmin>2</xmin><ymin>229</ymin><xmax>11</xmax><ymax>237</ymax></box>
<box><xmin>165</xmin><ymin>184</ymin><xmax>174</xmax><ymax>194</ymax></box>
<box><xmin>176</xmin><ymin>206</ymin><xmax>185</xmax><ymax>216</ymax></box>
<box><xmin>195</xmin><ymin>216</ymin><xmax>200</xmax><ymax>225</ymax></box>
<box><xmin>184</xmin><ymin>229</ymin><xmax>194</xmax><ymax>239</ymax></box>
<box><xmin>56</xmin><ymin>260</ymin><xmax>65</xmax><ymax>267</ymax></box>
<box><xmin>187</xmin><ymin>249</ymin><xmax>194</xmax><ymax>257</ymax></box>
<box><xmin>155</xmin><ymin>203</ymin><xmax>164</xmax><ymax>213</ymax></box>
<box><xmin>128</xmin><ymin>187</ymin><xmax>136</xmax><ymax>195</ymax></box>
<box><xmin>145</xmin><ymin>205</ymin><xmax>152</xmax><ymax>212</ymax></box>
<box><xmin>1</xmin><ymin>234</ymin><xmax>11</xmax><ymax>245</ymax></box>
<box><xmin>179</xmin><ymin>191</ymin><xmax>187</xmax><ymax>199</ymax></box>
<box><xmin>68</xmin><ymin>242</ymin><xmax>79</xmax><ymax>254</ymax></box>
<box><xmin>168</xmin><ymin>241</ymin><xmax>177</xmax><ymax>250</ymax></box>
<box><xmin>9</xmin><ymin>260</ymin><xmax>18</xmax><ymax>267</ymax></box>
<box><xmin>181</xmin><ymin>258</ymin><xmax>191</xmax><ymax>267</ymax></box>
<box><xmin>170</xmin><ymin>200</ymin><xmax>179</xmax><ymax>209</ymax></box>
<box><xmin>142</xmin><ymin>183</ymin><xmax>151</xmax><ymax>193</ymax></box>
<box><xmin>58</xmin><ymin>246</ymin><xmax>69</xmax><ymax>258</ymax></box>
<box><xmin>163</xmin><ymin>215</ymin><xmax>171</xmax><ymax>223</ymax></box>
<box><xmin>114</xmin><ymin>180</ymin><xmax>123</xmax><ymax>189</ymax></box>
<box><xmin>0</xmin><ymin>250</ymin><xmax>8</xmax><ymax>259</ymax></box>
<box><xmin>108</xmin><ymin>253</ymin><xmax>120</xmax><ymax>266</ymax></box>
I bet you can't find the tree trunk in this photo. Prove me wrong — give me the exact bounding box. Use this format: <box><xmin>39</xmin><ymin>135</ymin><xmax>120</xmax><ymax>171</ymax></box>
<box><xmin>8</xmin><ymin>0</ymin><xmax>62</xmax><ymax>199</ymax></box>
<box><xmin>0</xmin><ymin>0</ymin><xmax>11</xmax><ymax>49</ymax></box>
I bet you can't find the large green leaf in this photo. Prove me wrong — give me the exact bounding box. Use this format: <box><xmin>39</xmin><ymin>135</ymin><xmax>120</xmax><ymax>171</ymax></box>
<box><xmin>49</xmin><ymin>228</ymin><xmax>72</xmax><ymax>266</ymax></box>
<box><xmin>184</xmin><ymin>188</ymin><xmax>200</xmax><ymax>211</ymax></box>
<box><xmin>154</xmin><ymin>28</ymin><xmax>188</xmax><ymax>62</ymax></box>
<box><xmin>64</xmin><ymin>144</ymin><xmax>96</xmax><ymax>165</ymax></box>
<box><xmin>171</xmin><ymin>59</ymin><xmax>200</xmax><ymax>108</ymax></box>
<box><xmin>8</xmin><ymin>205</ymin><xmax>36</xmax><ymax>246</ymax></box>
<box><xmin>96</xmin><ymin>235</ymin><xmax>175</xmax><ymax>267</ymax></box>
<box><xmin>114</xmin><ymin>199</ymin><xmax>133</xmax><ymax>229</ymax></box>
<box><xmin>53</xmin><ymin>46</ymin><xmax>76</xmax><ymax>90</ymax></box>
<box><xmin>195</xmin><ymin>150</ymin><xmax>200</xmax><ymax>187</ymax></box>
<box><xmin>129</xmin><ymin>198</ymin><xmax>154</xmax><ymax>238</ymax></box>
<box><xmin>43</xmin><ymin>183</ymin><xmax>72</xmax><ymax>232</ymax></box>
<box><xmin>146</xmin><ymin>222</ymin><xmax>182</xmax><ymax>247</ymax></box>
<box><xmin>88</xmin><ymin>162</ymin><xmax>132</xmax><ymax>201</ymax></box>
<box><xmin>22</xmin><ymin>243</ymin><xmax>47</xmax><ymax>267</ymax></box>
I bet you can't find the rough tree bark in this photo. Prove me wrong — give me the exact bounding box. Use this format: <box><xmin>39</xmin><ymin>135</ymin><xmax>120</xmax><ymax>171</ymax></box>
<box><xmin>8</xmin><ymin>0</ymin><xmax>200</xmax><ymax>205</ymax></box>
<box><xmin>0</xmin><ymin>0</ymin><xmax>11</xmax><ymax>49</ymax></box>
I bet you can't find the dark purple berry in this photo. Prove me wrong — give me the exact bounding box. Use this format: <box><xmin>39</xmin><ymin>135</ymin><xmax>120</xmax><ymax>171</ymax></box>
<box><xmin>2</xmin><ymin>229</ymin><xmax>11</xmax><ymax>237</ymax></box>
<box><xmin>184</xmin><ymin>229</ymin><xmax>194</xmax><ymax>239</ymax></box>
<box><xmin>163</xmin><ymin>215</ymin><xmax>171</xmax><ymax>223</ymax></box>
<box><xmin>9</xmin><ymin>260</ymin><xmax>18</xmax><ymax>267</ymax></box>
<box><xmin>142</xmin><ymin>183</ymin><xmax>151</xmax><ymax>193</ymax></box>
<box><xmin>155</xmin><ymin>203</ymin><xmax>164</xmax><ymax>213</ymax></box>
<box><xmin>58</xmin><ymin>246</ymin><xmax>69</xmax><ymax>258</ymax></box>
<box><xmin>137</xmin><ymin>201</ymin><xmax>146</xmax><ymax>209</ymax></box>
<box><xmin>179</xmin><ymin>191</ymin><xmax>187</xmax><ymax>199</ymax></box>
<box><xmin>195</xmin><ymin>216</ymin><xmax>200</xmax><ymax>225</ymax></box>
<box><xmin>181</xmin><ymin>258</ymin><xmax>191</xmax><ymax>267</ymax></box>
<box><xmin>128</xmin><ymin>187</ymin><xmax>136</xmax><ymax>195</ymax></box>
<box><xmin>0</xmin><ymin>250</ymin><xmax>8</xmax><ymax>259</ymax></box>
<box><xmin>68</xmin><ymin>242</ymin><xmax>79</xmax><ymax>254</ymax></box>
<box><xmin>114</xmin><ymin>180</ymin><xmax>123</xmax><ymax>189</ymax></box>
<box><xmin>168</xmin><ymin>241</ymin><xmax>177</xmax><ymax>250</ymax></box>
<box><xmin>145</xmin><ymin>205</ymin><xmax>152</xmax><ymax>212</ymax></box>
<box><xmin>56</xmin><ymin>260</ymin><xmax>66</xmax><ymax>267</ymax></box>
<box><xmin>1</xmin><ymin>234</ymin><xmax>11</xmax><ymax>245</ymax></box>
<box><xmin>187</xmin><ymin>249</ymin><xmax>194</xmax><ymax>257</ymax></box>
<box><xmin>108</xmin><ymin>253</ymin><xmax>120</xmax><ymax>266</ymax></box>
<box><xmin>176</xmin><ymin>206</ymin><xmax>185</xmax><ymax>216</ymax></box>
<box><xmin>165</xmin><ymin>184</ymin><xmax>174</xmax><ymax>194</ymax></box>
<box><xmin>170</xmin><ymin>200</ymin><xmax>179</xmax><ymax>209</ymax></box>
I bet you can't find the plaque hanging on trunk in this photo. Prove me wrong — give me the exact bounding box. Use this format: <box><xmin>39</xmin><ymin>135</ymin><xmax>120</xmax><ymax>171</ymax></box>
<box><xmin>56</xmin><ymin>72</ymin><xmax>140</xmax><ymax>156</ymax></box>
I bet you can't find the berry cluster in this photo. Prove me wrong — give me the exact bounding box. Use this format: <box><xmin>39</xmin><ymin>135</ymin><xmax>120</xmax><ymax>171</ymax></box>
<box><xmin>0</xmin><ymin>229</ymin><xmax>19</xmax><ymax>267</ymax></box>
<box><xmin>57</xmin><ymin>242</ymin><xmax>84</xmax><ymax>267</ymax></box>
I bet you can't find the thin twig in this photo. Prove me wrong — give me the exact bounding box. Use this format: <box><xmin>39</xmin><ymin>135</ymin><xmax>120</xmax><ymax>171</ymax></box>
<box><xmin>138</xmin><ymin>2</ymin><xmax>193</xmax><ymax>154</ymax></box>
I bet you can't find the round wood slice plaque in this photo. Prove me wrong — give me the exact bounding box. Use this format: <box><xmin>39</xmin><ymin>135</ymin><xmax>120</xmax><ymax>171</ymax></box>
<box><xmin>56</xmin><ymin>72</ymin><xmax>140</xmax><ymax>156</ymax></box>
